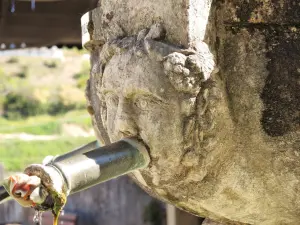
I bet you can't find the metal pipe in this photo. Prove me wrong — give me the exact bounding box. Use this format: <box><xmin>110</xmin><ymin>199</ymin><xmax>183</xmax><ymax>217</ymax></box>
<box><xmin>25</xmin><ymin>137</ymin><xmax>149</xmax><ymax>195</ymax></box>
<box><xmin>50</xmin><ymin>138</ymin><xmax>149</xmax><ymax>194</ymax></box>
<box><xmin>0</xmin><ymin>140</ymin><xmax>100</xmax><ymax>204</ymax></box>
<box><xmin>0</xmin><ymin>185</ymin><xmax>10</xmax><ymax>204</ymax></box>
<box><xmin>53</xmin><ymin>140</ymin><xmax>99</xmax><ymax>162</ymax></box>
<box><xmin>0</xmin><ymin>138</ymin><xmax>150</xmax><ymax>207</ymax></box>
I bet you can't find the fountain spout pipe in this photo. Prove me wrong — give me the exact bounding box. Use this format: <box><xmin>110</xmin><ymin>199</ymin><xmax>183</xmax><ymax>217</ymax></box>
<box><xmin>0</xmin><ymin>185</ymin><xmax>10</xmax><ymax>204</ymax></box>
<box><xmin>0</xmin><ymin>138</ymin><xmax>150</xmax><ymax>208</ymax></box>
<box><xmin>0</xmin><ymin>139</ymin><xmax>99</xmax><ymax>204</ymax></box>
<box><xmin>25</xmin><ymin>138</ymin><xmax>150</xmax><ymax>195</ymax></box>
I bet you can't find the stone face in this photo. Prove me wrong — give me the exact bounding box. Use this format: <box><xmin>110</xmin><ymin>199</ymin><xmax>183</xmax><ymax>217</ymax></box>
<box><xmin>84</xmin><ymin>0</ymin><xmax>300</xmax><ymax>224</ymax></box>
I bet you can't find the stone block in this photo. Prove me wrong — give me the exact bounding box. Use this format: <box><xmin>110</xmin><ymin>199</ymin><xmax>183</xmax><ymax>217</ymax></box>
<box><xmin>81</xmin><ymin>0</ymin><xmax>212</xmax><ymax>49</ymax></box>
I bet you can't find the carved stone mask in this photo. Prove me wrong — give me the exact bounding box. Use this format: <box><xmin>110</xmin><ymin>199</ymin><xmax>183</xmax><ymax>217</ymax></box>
<box><xmin>91</xmin><ymin>26</ymin><xmax>216</xmax><ymax>187</ymax></box>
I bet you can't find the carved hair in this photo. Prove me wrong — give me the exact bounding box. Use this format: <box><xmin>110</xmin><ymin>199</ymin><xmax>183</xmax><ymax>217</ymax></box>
<box><xmin>99</xmin><ymin>24</ymin><xmax>215</xmax><ymax>94</ymax></box>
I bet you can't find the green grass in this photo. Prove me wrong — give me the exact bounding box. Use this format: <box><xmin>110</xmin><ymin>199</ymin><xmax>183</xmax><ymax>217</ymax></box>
<box><xmin>0</xmin><ymin>137</ymin><xmax>95</xmax><ymax>171</ymax></box>
<box><xmin>0</xmin><ymin>110</ymin><xmax>94</xmax><ymax>171</ymax></box>
<box><xmin>0</xmin><ymin>110</ymin><xmax>92</xmax><ymax>135</ymax></box>
<box><xmin>63</xmin><ymin>110</ymin><xmax>92</xmax><ymax>130</ymax></box>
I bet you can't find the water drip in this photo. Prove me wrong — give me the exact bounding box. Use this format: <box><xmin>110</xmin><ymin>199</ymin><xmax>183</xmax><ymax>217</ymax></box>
<box><xmin>33</xmin><ymin>210</ymin><xmax>43</xmax><ymax>225</ymax></box>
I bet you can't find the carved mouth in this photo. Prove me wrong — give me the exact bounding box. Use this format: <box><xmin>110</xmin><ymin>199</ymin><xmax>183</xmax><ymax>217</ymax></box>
<box><xmin>137</xmin><ymin>137</ymin><xmax>151</xmax><ymax>153</ymax></box>
<box><xmin>124</xmin><ymin>135</ymin><xmax>151</xmax><ymax>158</ymax></box>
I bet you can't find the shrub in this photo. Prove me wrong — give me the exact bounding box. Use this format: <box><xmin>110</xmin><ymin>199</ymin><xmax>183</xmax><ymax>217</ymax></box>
<box><xmin>73</xmin><ymin>61</ymin><xmax>90</xmax><ymax>89</ymax></box>
<box><xmin>46</xmin><ymin>95</ymin><xmax>76</xmax><ymax>115</ymax></box>
<box><xmin>6</xmin><ymin>57</ymin><xmax>19</xmax><ymax>64</ymax></box>
<box><xmin>3</xmin><ymin>93</ymin><xmax>45</xmax><ymax>120</ymax></box>
<box><xmin>43</xmin><ymin>60</ymin><xmax>59</xmax><ymax>68</ymax></box>
<box><xmin>15</xmin><ymin>66</ymin><xmax>28</xmax><ymax>78</ymax></box>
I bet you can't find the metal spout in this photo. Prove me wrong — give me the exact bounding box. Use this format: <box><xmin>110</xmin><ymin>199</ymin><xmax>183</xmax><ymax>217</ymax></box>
<box><xmin>48</xmin><ymin>137</ymin><xmax>150</xmax><ymax>194</ymax></box>
<box><xmin>0</xmin><ymin>138</ymin><xmax>150</xmax><ymax>207</ymax></box>
<box><xmin>0</xmin><ymin>185</ymin><xmax>10</xmax><ymax>204</ymax></box>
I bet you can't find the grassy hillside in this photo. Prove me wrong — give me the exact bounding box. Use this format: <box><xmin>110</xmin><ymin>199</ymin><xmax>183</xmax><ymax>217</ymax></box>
<box><xmin>0</xmin><ymin>110</ymin><xmax>91</xmax><ymax>135</ymax></box>
<box><xmin>0</xmin><ymin>48</ymin><xmax>95</xmax><ymax>172</ymax></box>
<box><xmin>0</xmin><ymin>136</ymin><xmax>95</xmax><ymax>171</ymax></box>
<box><xmin>0</xmin><ymin>48</ymin><xmax>90</xmax><ymax>118</ymax></box>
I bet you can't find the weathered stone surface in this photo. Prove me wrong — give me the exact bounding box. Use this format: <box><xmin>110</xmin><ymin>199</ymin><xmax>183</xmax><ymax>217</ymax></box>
<box><xmin>202</xmin><ymin>219</ymin><xmax>227</xmax><ymax>225</ymax></box>
<box><xmin>221</xmin><ymin>0</ymin><xmax>300</xmax><ymax>24</ymax></box>
<box><xmin>84</xmin><ymin>0</ymin><xmax>300</xmax><ymax>224</ymax></box>
<box><xmin>81</xmin><ymin>0</ymin><xmax>212</xmax><ymax>49</ymax></box>
<box><xmin>202</xmin><ymin>218</ymin><xmax>243</xmax><ymax>225</ymax></box>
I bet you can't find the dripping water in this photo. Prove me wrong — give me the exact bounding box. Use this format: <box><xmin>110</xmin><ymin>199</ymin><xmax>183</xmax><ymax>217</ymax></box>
<box><xmin>33</xmin><ymin>210</ymin><xmax>43</xmax><ymax>225</ymax></box>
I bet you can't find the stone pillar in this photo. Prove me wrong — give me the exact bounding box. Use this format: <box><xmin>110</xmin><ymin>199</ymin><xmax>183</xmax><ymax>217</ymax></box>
<box><xmin>167</xmin><ymin>205</ymin><xmax>201</xmax><ymax>225</ymax></box>
<box><xmin>202</xmin><ymin>219</ymin><xmax>227</xmax><ymax>225</ymax></box>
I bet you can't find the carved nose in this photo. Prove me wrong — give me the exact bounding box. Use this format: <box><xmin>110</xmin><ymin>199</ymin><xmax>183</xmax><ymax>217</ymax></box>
<box><xmin>115</xmin><ymin>115</ymin><xmax>138</xmax><ymax>137</ymax></box>
<box><xmin>115</xmin><ymin>102</ymin><xmax>138</xmax><ymax>137</ymax></box>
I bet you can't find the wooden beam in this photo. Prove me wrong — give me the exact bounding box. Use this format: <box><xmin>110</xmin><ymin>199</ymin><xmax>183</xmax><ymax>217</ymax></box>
<box><xmin>10</xmin><ymin>0</ymin><xmax>96</xmax><ymax>14</ymax></box>
<box><xmin>0</xmin><ymin>0</ymin><xmax>98</xmax><ymax>46</ymax></box>
<box><xmin>5</xmin><ymin>14</ymin><xmax>80</xmax><ymax>28</ymax></box>
<box><xmin>0</xmin><ymin>0</ymin><xmax>9</xmax><ymax>35</ymax></box>
<box><xmin>1</xmin><ymin>25</ymin><xmax>80</xmax><ymax>44</ymax></box>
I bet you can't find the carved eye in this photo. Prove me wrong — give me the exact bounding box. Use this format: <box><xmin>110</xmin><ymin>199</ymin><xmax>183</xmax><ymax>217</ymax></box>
<box><xmin>134</xmin><ymin>98</ymin><xmax>149</xmax><ymax>110</ymax></box>
<box><xmin>105</xmin><ymin>93</ymin><xmax>118</xmax><ymax>106</ymax></box>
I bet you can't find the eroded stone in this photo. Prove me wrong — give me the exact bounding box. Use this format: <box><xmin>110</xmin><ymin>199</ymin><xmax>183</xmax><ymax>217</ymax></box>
<box><xmin>83</xmin><ymin>1</ymin><xmax>300</xmax><ymax>224</ymax></box>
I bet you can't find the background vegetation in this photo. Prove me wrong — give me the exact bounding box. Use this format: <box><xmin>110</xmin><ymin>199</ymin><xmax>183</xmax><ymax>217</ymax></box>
<box><xmin>0</xmin><ymin>48</ymin><xmax>94</xmax><ymax>172</ymax></box>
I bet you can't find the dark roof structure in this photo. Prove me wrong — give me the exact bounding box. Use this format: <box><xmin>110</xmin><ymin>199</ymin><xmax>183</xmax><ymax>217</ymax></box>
<box><xmin>0</xmin><ymin>0</ymin><xmax>98</xmax><ymax>49</ymax></box>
